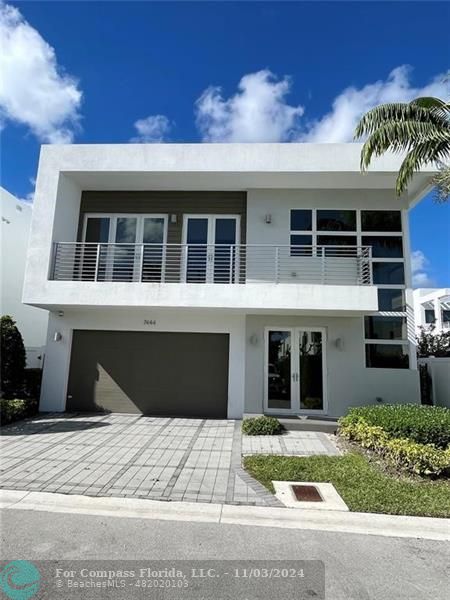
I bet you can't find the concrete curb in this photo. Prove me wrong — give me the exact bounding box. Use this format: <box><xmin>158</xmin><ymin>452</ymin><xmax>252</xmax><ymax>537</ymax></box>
<box><xmin>0</xmin><ymin>489</ymin><xmax>448</xmax><ymax>541</ymax></box>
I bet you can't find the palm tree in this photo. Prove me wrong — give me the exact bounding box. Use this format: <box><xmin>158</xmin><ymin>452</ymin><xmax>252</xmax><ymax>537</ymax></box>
<box><xmin>354</xmin><ymin>96</ymin><xmax>450</xmax><ymax>201</ymax></box>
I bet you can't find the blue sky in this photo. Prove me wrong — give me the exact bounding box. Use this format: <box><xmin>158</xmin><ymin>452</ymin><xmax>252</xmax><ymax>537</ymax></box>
<box><xmin>1</xmin><ymin>1</ymin><xmax>449</xmax><ymax>286</ymax></box>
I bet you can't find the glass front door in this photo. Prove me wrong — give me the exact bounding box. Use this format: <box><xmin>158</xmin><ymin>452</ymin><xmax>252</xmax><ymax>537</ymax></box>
<box><xmin>184</xmin><ymin>215</ymin><xmax>239</xmax><ymax>283</ymax></box>
<box><xmin>265</xmin><ymin>328</ymin><xmax>326</xmax><ymax>414</ymax></box>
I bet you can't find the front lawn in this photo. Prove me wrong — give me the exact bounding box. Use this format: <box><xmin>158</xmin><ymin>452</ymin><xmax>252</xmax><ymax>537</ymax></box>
<box><xmin>244</xmin><ymin>453</ymin><xmax>450</xmax><ymax>518</ymax></box>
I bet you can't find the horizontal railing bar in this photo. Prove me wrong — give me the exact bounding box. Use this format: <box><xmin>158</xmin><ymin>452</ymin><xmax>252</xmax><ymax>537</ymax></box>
<box><xmin>52</xmin><ymin>242</ymin><xmax>372</xmax><ymax>285</ymax></box>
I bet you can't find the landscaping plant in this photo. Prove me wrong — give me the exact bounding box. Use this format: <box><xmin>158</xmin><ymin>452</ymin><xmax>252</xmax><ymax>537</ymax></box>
<box><xmin>1</xmin><ymin>315</ymin><xmax>26</xmax><ymax>398</ymax></box>
<box><xmin>340</xmin><ymin>404</ymin><xmax>450</xmax><ymax>448</ymax></box>
<box><xmin>242</xmin><ymin>416</ymin><xmax>283</xmax><ymax>436</ymax></box>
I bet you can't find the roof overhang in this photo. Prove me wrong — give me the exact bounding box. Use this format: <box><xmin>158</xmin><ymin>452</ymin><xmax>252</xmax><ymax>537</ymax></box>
<box><xmin>40</xmin><ymin>142</ymin><xmax>436</xmax><ymax>208</ymax></box>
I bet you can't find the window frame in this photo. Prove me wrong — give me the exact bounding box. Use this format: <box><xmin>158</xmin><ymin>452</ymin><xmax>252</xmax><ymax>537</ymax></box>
<box><xmin>82</xmin><ymin>213</ymin><xmax>169</xmax><ymax>246</ymax></box>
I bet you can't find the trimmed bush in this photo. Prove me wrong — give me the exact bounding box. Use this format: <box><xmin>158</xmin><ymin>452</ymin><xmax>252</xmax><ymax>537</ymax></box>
<box><xmin>340</xmin><ymin>418</ymin><xmax>450</xmax><ymax>476</ymax></box>
<box><xmin>0</xmin><ymin>399</ymin><xmax>38</xmax><ymax>426</ymax></box>
<box><xmin>242</xmin><ymin>416</ymin><xmax>283</xmax><ymax>436</ymax></box>
<box><xmin>340</xmin><ymin>404</ymin><xmax>450</xmax><ymax>449</ymax></box>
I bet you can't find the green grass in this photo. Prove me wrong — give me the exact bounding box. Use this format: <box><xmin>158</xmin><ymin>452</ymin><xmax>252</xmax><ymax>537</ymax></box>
<box><xmin>244</xmin><ymin>453</ymin><xmax>450</xmax><ymax>518</ymax></box>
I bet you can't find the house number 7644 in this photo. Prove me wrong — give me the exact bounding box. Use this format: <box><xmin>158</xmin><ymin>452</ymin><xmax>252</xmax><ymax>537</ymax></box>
<box><xmin>144</xmin><ymin>319</ymin><xmax>156</xmax><ymax>325</ymax></box>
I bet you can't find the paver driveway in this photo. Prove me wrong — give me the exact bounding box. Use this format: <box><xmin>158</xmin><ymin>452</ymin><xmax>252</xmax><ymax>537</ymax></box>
<box><xmin>0</xmin><ymin>414</ymin><xmax>280</xmax><ymax>506</ymax></box>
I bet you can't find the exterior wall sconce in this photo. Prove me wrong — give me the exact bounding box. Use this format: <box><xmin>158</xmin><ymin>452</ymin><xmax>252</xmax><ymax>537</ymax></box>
<box><xmin>170</xmin><ymin>214</ymin><xmax>177</xmax><ymax>224</ymax></box>
<box><xmin>249</xmin><ymin>333</ymin><xmax>259</xmax><ymax>346</ymax></box>
<box><xmin>53</xmin><ymin>332</ymin><xmax>62</xmax><ymax>342</ymax></box>
<box><xmin>57</xmin><ymin>310</ymin><xmax>64</xmax><ymax>317</ymax></box>
<box><xmin>264</xmin><ymin>214</ymin><xmax>272</xmax><ymax>224</ymax></box>
<box><xmin>334</xmin><ymin>337</ymin><xmax>344</xmax><ymax>350</ymax></box>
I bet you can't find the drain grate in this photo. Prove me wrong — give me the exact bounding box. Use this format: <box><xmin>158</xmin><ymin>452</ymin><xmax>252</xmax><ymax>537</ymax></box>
<box><xmin>291</xmin><ymin>484</ymin><xmax>323</xmax><ymax>502</ymax></box>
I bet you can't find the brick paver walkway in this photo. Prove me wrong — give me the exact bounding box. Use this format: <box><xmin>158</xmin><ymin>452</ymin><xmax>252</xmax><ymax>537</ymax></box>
<box><xmin>242</xmin><ymin>430</ymin><xmax>340</xmax><ymax>456</ymax></box>
<box><xmin>0</xmin><ymin>414</ymin><xmax>281</xmax><ymax>506</ymax></box>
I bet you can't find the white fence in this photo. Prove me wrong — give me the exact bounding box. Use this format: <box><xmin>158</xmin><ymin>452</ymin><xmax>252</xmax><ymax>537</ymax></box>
<box><xmin>418</xmin><ymin>357</ymin><xmax>450</xmax><ymax>408</ymax></box>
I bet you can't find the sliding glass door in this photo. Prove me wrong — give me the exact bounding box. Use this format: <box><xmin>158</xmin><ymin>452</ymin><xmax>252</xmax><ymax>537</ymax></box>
<box><xmin>265</xmin><ymin>328</ymin><xmax>326</xmax><ymax>414</ymax></box>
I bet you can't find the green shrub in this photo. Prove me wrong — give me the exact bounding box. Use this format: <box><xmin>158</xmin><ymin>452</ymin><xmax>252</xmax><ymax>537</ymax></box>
<box><xmin>340</xmin><ymin>417</ymin><xmax>450</xmax><ymax>476</ymax></box>
<box><xmin>1</xmin><ymin>315</ymin><xmax>26</xmax><ymax>398</ymax></box>
<box><xmin>242</xmin><ymin>416</ymin><xmax>283</xmax><ymax>436</ymax></box>
<box><xmin>340</xmin><ymin>404</ymin><xmax>450</xmax><ymax>448</ymax></box>
<box><xmin>0</xmin><ymin>399</ymin><xmax>38</xmax><ymax>426</ymax></box>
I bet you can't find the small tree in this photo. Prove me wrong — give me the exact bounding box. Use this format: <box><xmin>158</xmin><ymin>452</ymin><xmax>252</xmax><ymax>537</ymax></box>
<box><xmin>416</xmin><ymin>325</ymin><xmax>450</xmax><ymax>358</ymax></box>
<box><xmin>1</xmin><ymin>315</ymin><xmax>26</xmax><ymax>398</ymax></box>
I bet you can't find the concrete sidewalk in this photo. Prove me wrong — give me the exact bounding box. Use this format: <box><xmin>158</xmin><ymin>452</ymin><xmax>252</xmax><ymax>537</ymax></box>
<box><xmin>1</xmin><ymin>489</ymin><xmax>448</xmax><ymax>541</ymax></box>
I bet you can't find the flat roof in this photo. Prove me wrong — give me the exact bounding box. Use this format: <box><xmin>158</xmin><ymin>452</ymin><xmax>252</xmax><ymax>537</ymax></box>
<box><xmin>39</xmin><ymin>143</ymin><xmax>436</xmax><ymax>206</ymax></box>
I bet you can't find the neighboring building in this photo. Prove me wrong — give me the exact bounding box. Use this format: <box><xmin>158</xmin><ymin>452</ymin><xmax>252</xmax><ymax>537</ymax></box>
<box><xmin>413</xmin><ymin>288</ymin><xmax>450</xmax><ymax>334</ymax></box>
<box><xmin>1</xmin><ymin>186</ymin><xmax>48</xmax><ymax>368</ymax></box>
<box><xmin>23</xmin><ymin>143</ymin><xmax>435</xmax><ymax>418</ymax></box>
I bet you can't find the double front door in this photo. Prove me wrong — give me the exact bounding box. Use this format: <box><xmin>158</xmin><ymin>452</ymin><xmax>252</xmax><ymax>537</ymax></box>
<box><xmin>183</xmin><ymin>215</ymin><xmax>240</xmax><ymax>283</ymax></box>
<box><xmin>265</xmin><ymin>328</ymin><xmax>327</xmax><ymax>414</ymax></box>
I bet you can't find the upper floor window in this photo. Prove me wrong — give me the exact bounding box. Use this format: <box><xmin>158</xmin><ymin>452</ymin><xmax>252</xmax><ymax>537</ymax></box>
<box><xmin>317</xmin><ymin>210</ymin><xmax>356</xmax><ymax>231</ymax></box>
<box><xmin>290</xmin><ymin>209</ymin><xmax>312</xmax><ymax>231</ymax></box>
<box><xmin>361</xmin><ymin>210</ymin><xmax>402</xmax><ymax>232</ymax></box>
<box><xmin>424</xmin><ymin>309</ymin><xmax>436</xmax><ymax>324</ymax></box>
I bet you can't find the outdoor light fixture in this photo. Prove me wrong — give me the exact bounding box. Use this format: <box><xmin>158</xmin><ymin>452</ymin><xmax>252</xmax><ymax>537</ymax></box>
<box><xmin>334</xmin><ymin>337</ymin><xmax>344</xmax><ymax>350</ymax></box>
<box><xmin>264</xmin><ymin>214</ymin><xmax>272</xmax><ymax>224</ymax></box>
<box><xmin>58</xmin><ymin>310</ymin><xmax>64</xmax><ymax>317</ymax></box>
<box><xmin>53</xmin><ymin>332</ymin><xmax>62</xmax><ymax>342</ymax></box>
<box><xmin>249</xmin><ymin>334</ymin><xmax>258</xmax><ymax>346</ymax></box>
<box><xmin>170</xmin><ymin>214</ymin><xmax>177</xmax><ymax>224</ymax></box>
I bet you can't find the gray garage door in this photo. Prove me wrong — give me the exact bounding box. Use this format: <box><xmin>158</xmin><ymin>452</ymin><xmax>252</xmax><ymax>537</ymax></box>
<box><xmin>67</xmin><ymin>331</ymin><xmax>229</xmax><ymax>418</ymax></box>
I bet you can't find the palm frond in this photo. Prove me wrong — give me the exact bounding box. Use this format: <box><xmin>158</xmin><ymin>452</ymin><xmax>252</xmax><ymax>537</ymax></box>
<box><xmin>355</xmin><ymin>101</ymin><xmax>449</xmax><ymax>140</ymax></box>
<box><xmin>396</xmin><ymin>141</ymin><xmax>450</xmax><ymax>194</ymax></box>
<box><xmin>433</xmin><ymin>166</ymin><xmax>450</xmax><ymax>203</ymax></box>
<box><xmin>360</xmin><ymin>121</ymin><xmax>450</xmax><ymax>170</ymax></box>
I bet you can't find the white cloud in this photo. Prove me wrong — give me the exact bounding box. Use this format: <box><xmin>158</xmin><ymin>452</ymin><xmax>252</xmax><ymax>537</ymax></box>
<box><xmin>131</xmin><ymin>115</ymin><xmax>172</xmax><ymax>143</ymax></box>
<box><xmin>0</xmin><ymin>2</ymin><xmax>82</xmax><ymax>143</ymax></box>
<box><xmin>301</xmin><ymin>66</ymin><xmax>449</xmax><ymax>143</ymax></box>
<box><xmin>194</xmin><ymin>66</ymin><xmax>448</xmax><ymax>144</ymax></box>
<box><xmin>195</xmin><ymin>70</ymin><xmax>304</xmax><ymax>142</ymax></box>
<box><xmin>411</xmin><ymin>250</ymin><xmax>435</xmax><ymax>287</ymax></box>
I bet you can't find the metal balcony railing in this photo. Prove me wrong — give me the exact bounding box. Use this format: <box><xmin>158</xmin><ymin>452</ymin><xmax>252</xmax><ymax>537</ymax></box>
<box><xmin>51</xmin><ymin>243</ymin><xmax>373</xmax><ymax>285</ymax></box>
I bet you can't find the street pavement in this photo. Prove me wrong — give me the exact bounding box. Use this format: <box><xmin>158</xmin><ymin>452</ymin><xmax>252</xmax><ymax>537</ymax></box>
<box><xmin>1</xmin><ymin>507</ymin><xmax>448</xmax><ymax>600</ymax></box>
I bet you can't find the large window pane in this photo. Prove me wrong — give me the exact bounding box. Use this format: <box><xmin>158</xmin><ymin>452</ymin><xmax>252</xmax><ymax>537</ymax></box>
<box><xmin>372</xmin><ymin>262</ymin><xmax>405</xmax><ymax>284</ymax></box>
<box><xmin>361</xmin><ymin>210</ymin><xmax>402</xmax><ymax>232</ymax></box>
<box><xmin>443</xmin><ymin>310</ymin><xmax>450</xmax><ymax>323</ymax></box>
<box><xmin>365</xmin><ymin>316</ymin><xmax>407</xmax><ymax>340</ymax></box>
<box><xmin>142</xmin><ymin>218</ymin><xmax>165</xmax><ymax>283</ymax></box>
<box><xmin>114</xmin><ymin>218</ymin><xmax>138</xmax><ymax>281</ymax></box>
<box><xmin>299</xmin><ymin>331</ymin><xmax>323</xmax><ymax>410</ymax></box>
<box><xmin>267</xmin><ymin>331</ymin><xmax>292</xmax><ymax>410</ymax></box>
<box><xmin>377</xmin><ymin>289</ymin><xmax>405</xmax><ymax>312</ymax></box>
<box><xmin>290</xmin><ymin>209</ymin><xmax>312</xmax><ymax>231</ymax></box>
<box><xmin>425</xmin><ymin>309</ymin><xmax>435</xmax><ymax>324</ymax></box>
<box><xmin>317</xmin><ymin>210</ymin><xmax>356</xmax><ymax>231</ymax></box>
<box><xmin>85</xmin><ymin>217</ymin><xmax>110</xmax><ymax>242</ymax></box>
<box><xmin>362</xmin><ymin>236</ymin><xmax>403</xmax><ymax>258</ymax></box>
<box><xmin>290</xmin><ymin>234</ymin><xmax>313</xmax><ymax>256</ymax></box>
<box><xmin>365</xmin><ymin>344</ymin><xmax>409</xmax><ymax>369</ymax></box>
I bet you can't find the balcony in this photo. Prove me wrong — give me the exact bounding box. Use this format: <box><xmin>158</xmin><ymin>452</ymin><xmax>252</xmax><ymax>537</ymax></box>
<box><xmin>52</xmin><ymin>242</ymin><xmax>373</xmax><ymax>286</ymax></box>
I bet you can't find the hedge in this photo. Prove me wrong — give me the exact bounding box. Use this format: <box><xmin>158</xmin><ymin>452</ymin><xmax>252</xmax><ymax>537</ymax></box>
<box><xmin>0</xmin><ymin>399</ymin><xmax>38</xmax><ymax>426</ymax></box>
<box><xmin>339</xmin><ymin>404</ymin><xmax>450</xmax><ymax>449</ymax></box>
<box><xmin>340</xmin><ymin>419</ymin><xmax>450</xmax><ymax>477</ymax></box>
<box><xmin>242</xmin><ymin>416</ymin><xmax>283</xmax><ymax>436</ymax></box>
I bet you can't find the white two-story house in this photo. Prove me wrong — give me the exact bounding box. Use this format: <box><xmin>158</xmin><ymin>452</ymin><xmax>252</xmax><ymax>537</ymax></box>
<box><xmin>23</xmin><ymin>143</ymin><xmax>434</xmax><ymax>419</ymax></box>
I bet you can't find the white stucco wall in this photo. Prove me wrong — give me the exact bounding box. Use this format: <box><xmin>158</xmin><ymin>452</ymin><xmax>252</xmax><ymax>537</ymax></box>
<box><xmin>40</xmin><ymin>308</ymin><xmax>246</xmax><ymax>418</ymax></box>
<box><xmin>245</xmin><ymin>314</ymin><xmax>420</xmax><ymax>417</ymax></box>
<box><xmin>419</xmin><ymin>358</ymin><xmax>450</xmax><ymax>408</ymax></box>
<box><xmin>1</xmin><ymin>187</ymin><xmax>48</xmax><ymax>367</ymax></box>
